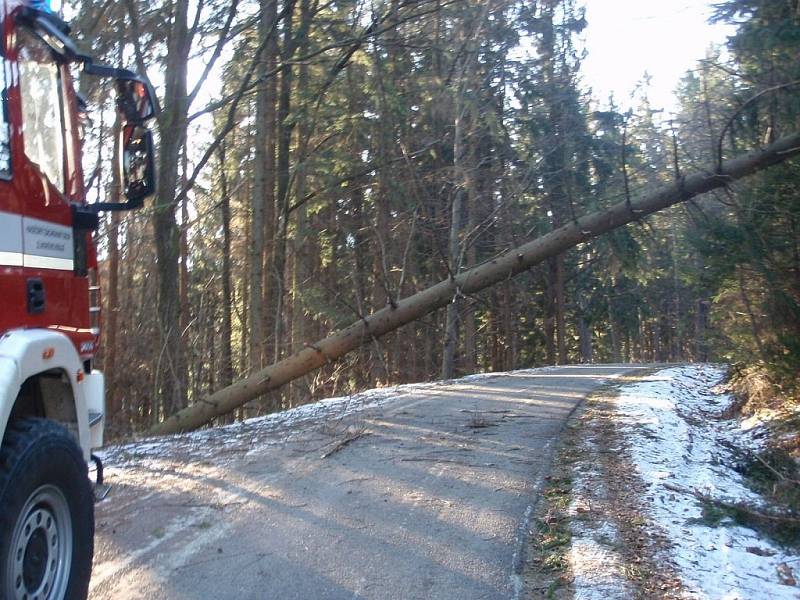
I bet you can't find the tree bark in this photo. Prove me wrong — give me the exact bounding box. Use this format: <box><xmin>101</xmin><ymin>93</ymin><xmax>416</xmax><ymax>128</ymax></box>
<box><xmin>554</xmin><ymin>254</ymin><xmax>567</xmax><ymax>363</ymax></box>
<box><xmin>218</xmin><ymin>143</ymin><xmax>234</xmax><ymax>389</ymax></box>
<box><xmin>578</xmin><ymin>316</ymin><xmax>592</xmax><ymax>363</ymax></box>
<box><xmin>607</xmin><ymin>292</ymin><xmax>621</xmax><ymax>362</ymax></box>
<box><xmin>291</xmin><ymin>0</ymin><xmax>313</xmax><ymax>363</ymax></box>
<box><xmin>538</xmin><ymin>2</ymin><xmax>569</xmax><ymax>366</ymax></box>
<box><xmin>179</xmin><ymin>161</ymin><xmax>190</xmax><ymax>348</ymax></box>
<box><xmin>544</xmin><ymin>262</ymin><xmax>556</xmax><ymax>364</ymax></box>
<box><xmin>441</xmin><ymin>139</ymin><xmax>465</xmax><ymax>379</ymax></box>
<box><xmin>369</xmin><ymin>4</ymin><xmax>400</xmax><ymax>381</ymax></box>
<box><xmin>153</xmin><ymin>0</ymin><xmax>192</xmax><ymax>417</ymax></box>
<box><xmin>104</xmin><ymin>114</ymin><xmax>122</xmax><ymax>424</ymax></box>
<box><xmin>441</xmin><ymin>45</ymin><xmax>472</xmax><ymax>380</ymax></box>
<box><xmin>250</xmin><ymin>0</ymin><xmax>278</xmax><ymax>374</ymax></box>
<box><xmin>441</xmin><ymin>2</ymin><xmax>490</xmax><ymax>378</ymax></box>
<box><xmin>150</xmin><ymin>131</ymin><xmax>800</xmax><ymax>435</ymax></box>
<box><xmin>272</xmin><ymin>0</ymin><xmax>297</xmax><ymax>363</ymax></box>
<box><xmin>105</xmin><ymin>215</ymin><xmax>120</xmax><ymax>413</ymax></box>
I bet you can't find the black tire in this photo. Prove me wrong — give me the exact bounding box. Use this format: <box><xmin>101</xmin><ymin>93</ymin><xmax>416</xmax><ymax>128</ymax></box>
<box><xmin>0</xmin><ymin>418</ymin><xmax>94</xmax><ymax>600</ymax></box>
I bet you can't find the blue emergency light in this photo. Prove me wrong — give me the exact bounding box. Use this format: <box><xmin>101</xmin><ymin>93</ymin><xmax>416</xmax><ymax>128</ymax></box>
<box><xmin>29</xmin><ymin>0</ymin><xmax>60</xmax><ymax>13</ymax></box>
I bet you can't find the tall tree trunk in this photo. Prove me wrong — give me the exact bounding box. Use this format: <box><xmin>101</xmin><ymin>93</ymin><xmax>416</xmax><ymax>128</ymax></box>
<box><xmin>607</xmin><ymin>292</ymin><xmax>621</xmax><ymax>362</ymax></box>
<box><xmin>441</xmin><ymin>105</ymin><xmax>466</xmax><ymax>379</ymax></box>
<box><xmin>250</xmin><ymin>0</ymin><xmax>279</xmax><ymax>374</ymax></box>
<box><xmin>441</xmin><ymin>20</ymin><xmax>478</xmax><ymax>379</ymax></box>
<box><xmin>490</xmin><ymin>288</ymin><xmax>501</xmax><ymax>371</ymax></box>
<box><xmin>179</xmin><ymin>151</ymin><xmax>190</xmax><ymax>347</ymax></box>
<box><xmin>105</xmin><ymin>214</ymin><xmax>120</xmax><ymax>415</ymax></box>
<box><xmin>104</xmin><ymin>112</ymin><xmax>122</xmax><ymax>425</ymax></box>
<box><xmin>544</xmin><ymin>262</ymin><xmax>557</xmax><ymax>364</ymax></box>
<box><xmin>578</xmin><ymin>316</ymin><xmax>592</xmax><ymax>363</ymax></box>
<box><xmin>502</xmin><ymin>281</ymin><xmax>515</xmax><ymax>368</ymax></box>
<box><xmin>554</xmin><ymin>255</ymin><xmax>567</xmax><ymax>363</ymax></box>
<box><xmin>290</xmin><ymin>0</ymin><xmax>314</xmax><ymax>397</ymax></box>
<box><xmin>153</xmin><ymin>0</ymin><xmax>192</xmax><ymax>417</ymax></box>
<box><xmin>369</xmin><ymin>4</ymin><xmax>400</xmax><ymax>380</ymax></box>
<box><xmin>103</xmin><ymin>38</ymin><xmax>124</xmax><ymax>429</ymax></box>
<box><xmin>670</xmin><ymin>224</ymin><xmax>681</xmax><ymax>360</ymax></box>
<box><xmin>272</xmin><ymin>0</ymin><xmax>297</xmax><ymax>364</ymax></box>
<box><xmin>218</xmin><ymin>143</ymin><xmax>234</xmax><ymax>390</ymax></box>
<box><xmin>539</xmin><ymin>1</ymin><xmax>571</xmax><ymax>365</ymax></box>
<box><xmin>694</xmin><ymin>298</ymin><xmax>709</xmax><ymax>362</ymax></box>
<box><xmin>463</xmin><ymin>214</ymin><xmax>478</xmax><ymax>373</ymax></box>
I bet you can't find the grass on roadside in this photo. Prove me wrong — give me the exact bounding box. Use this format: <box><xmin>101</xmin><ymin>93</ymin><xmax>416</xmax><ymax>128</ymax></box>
<box><xmin>531</xmin><ymin>476</ymin><xmax>573</xmax><ymax>597</ymax></box>
<box><xmin>526</xmin><ymin>441</ymin><xmax>579</xmax><ymax>599</ymax></box>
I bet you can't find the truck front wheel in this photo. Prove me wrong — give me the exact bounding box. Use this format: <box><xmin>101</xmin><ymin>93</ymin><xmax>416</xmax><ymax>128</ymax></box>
<box><xmin>0</xmin><ymin>418</ymin><xmax>94</xmax><ymax>600</ymax></box>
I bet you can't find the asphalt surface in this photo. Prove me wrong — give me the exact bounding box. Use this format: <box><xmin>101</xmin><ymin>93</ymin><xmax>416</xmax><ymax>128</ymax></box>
<box><xmin>89</xmin><ymin>365</ymin><xmax>644</xmax><ymax>600</ymax></box>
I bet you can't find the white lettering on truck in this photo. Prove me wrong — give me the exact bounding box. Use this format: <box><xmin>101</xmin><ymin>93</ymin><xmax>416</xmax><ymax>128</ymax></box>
<box><xmin>0</xmin><ymin>211</ymin><xmax>74</xmax><ymax>271</ymax></box>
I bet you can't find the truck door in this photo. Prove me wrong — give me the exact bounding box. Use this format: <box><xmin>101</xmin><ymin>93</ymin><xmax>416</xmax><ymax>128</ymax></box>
<box><xmin>0</xmin><ymin>24</ymin><xmax>91</xmax><ymax>343</ymax></box>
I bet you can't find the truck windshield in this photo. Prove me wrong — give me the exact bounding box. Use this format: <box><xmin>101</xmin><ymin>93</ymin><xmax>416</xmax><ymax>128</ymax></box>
<box><xmin>16</xmin><ymin>27</ymin><xmax>65</xmax><ymax>193</ymax></box>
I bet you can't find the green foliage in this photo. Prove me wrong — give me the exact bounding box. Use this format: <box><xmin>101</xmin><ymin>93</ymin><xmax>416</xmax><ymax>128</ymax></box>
<box><xmin>669</xmin><ymin>0</ymin><xmax>800</xmax><ymax>381</ymax></box>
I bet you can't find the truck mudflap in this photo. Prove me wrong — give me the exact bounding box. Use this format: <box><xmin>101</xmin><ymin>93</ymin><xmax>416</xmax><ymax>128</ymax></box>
<box><xmin>91</xmin><ymin>453</ymin><xmax>111</xmax><ymax>501</ymax></box>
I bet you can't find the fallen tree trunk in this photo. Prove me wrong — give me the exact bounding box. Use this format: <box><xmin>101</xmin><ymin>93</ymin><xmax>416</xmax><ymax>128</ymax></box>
<box><xmin>151</xmin><ymin>132</ymin><xmax>800</xmax><ymax>435</ymax></box>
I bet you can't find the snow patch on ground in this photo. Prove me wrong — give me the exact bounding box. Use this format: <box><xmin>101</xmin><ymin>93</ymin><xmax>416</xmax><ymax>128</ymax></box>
<box><xmin>569</xmin><ymin>496</ymin><xmax>632</xmax><ymax>600</ymax></box>
<box><xmin>568</xmin><ymin>436</ymin><xmax>634</xmax><ymax>600</ymax></box>
<box><xmin>614</xmin><ymin>364</ymin><xmax>799</xmax><ymax>599</ymax></box>
<box><xmin>570</xmin><ymin>536</ymin><xmax>630</xmax><ymax>600</ymax></box>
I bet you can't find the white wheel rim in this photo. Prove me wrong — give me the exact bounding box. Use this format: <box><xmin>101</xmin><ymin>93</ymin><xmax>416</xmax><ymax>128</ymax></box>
<box><xmin>6</xmin><ymin>485</ymin><xmax>72</xmax><ymax>600</ymax></box>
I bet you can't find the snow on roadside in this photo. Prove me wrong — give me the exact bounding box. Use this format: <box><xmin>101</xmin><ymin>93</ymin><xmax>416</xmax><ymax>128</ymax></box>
<box><xmin>614</xmin><ymin>364</ymin><xmax>799</xmax><ymax>599</ymax></box>
<box><xmin>568</xmin><ymin>462</ymin><xmax>634</xmax><ymax>600</ymax></box>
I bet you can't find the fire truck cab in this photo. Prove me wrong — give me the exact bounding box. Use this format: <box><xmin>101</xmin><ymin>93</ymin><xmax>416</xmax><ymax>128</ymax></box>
<box><xmin>0</xmin><ymin>2</ymin><xmax>157</xmax><ymax>599</ymax></box>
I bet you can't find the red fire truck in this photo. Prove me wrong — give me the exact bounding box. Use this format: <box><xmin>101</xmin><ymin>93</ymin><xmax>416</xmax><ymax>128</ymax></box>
<box><xmin>0</xmin><ymin>2</ymin><xmax>157</xmax><ymax>598</ymax></box>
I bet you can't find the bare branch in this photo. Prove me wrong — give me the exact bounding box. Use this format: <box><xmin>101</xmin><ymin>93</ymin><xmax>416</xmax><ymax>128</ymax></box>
<box><xmin>716</xmin><ymin>79</ymin><xmax>800</xmax><ymax>172</ymax></box>
<box><xmin>187</xmin><ymin>0</ymin><xmax>241</xmax><ymax>105</ymax></box>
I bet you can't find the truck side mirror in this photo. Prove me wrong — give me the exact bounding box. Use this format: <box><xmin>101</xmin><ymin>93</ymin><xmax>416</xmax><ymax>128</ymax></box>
<box><xmin>115</xmin><ymin>78</ymin><xmax>157</xmax><ymax>123</ymax></box>
<box><xmin>118</xmin><ymin>124</ymin><xmax>156</xmax><ymax>207</ymax></box>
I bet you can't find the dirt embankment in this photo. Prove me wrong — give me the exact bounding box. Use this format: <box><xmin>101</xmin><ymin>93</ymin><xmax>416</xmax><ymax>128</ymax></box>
<box><xmin>724</xmin><ymin>364</ymin><xmax>799</xmax><ymax>459</ymax></box>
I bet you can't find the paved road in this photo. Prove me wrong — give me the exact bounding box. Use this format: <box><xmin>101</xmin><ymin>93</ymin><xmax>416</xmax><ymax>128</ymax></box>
<box><xmin>89</xmin><ymin>365</ymin><xmax>644</xmax><ymax>600</ymax></box>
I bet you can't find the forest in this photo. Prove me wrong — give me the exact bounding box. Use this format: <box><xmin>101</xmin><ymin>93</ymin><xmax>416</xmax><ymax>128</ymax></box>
<box><xmin>66</xmin><ymin>0</ymin><xmax>800</xmax><ymax>436</ymax></box>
